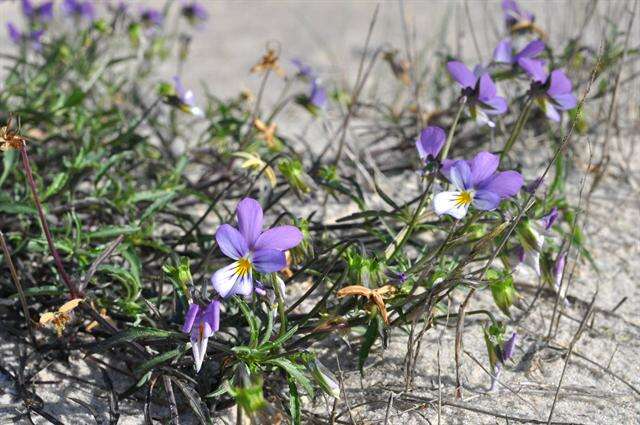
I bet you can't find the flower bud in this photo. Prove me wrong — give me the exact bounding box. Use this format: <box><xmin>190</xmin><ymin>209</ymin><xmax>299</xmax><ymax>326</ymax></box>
<box><xmin>487</xmin><ymin>269</ymin><xmax>517</xmax><ymax>317</ymax></box>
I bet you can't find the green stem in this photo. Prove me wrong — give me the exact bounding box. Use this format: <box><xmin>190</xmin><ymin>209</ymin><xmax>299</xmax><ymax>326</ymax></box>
<box><xmin>439</xmin><ymin>98</ymin><xmax>467</xmax><ymax>162</ymax></box>
<box><xmin>273</xmin><ymin>276</ymin><xmax>287</xmax><ymax>338</ymax></box>
<box><xmin>500</xmin><ymin>96</ymin><xmax>534</xmax><ymax>162</ymax></box>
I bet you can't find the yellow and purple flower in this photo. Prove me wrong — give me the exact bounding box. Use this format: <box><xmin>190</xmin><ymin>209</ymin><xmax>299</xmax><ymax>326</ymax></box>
<box><xmin>62</xmin><ymin>0</ymin><xmax>95</xmax><ymax>21</ymax></box>
<box><xmin>518</xmin><ymin>59</ymin><xmax>577</xmax><ymax>121</ymax></box>
<box><xmin>435</xmin><ymin>152</ymin><xmax>523</xmax><ymax>219</ymax></box>
<box><xmin>447</xmin><ymin>61</ymin><xmax>507</xmax><ymax>127</ymax></box>
<box><xmin>502</xmin><ymin>0</ymin><xmax>534</xmax><ymax>29</ymax></box>
<box><xmin>171</xmin><ymin>75</ymin><xmax>204</xmax><ymax>117</ymax></box>
<box><xmin>21</xmin><ymin>0</ymin><xmax>54</xmax><ymax>23</ymax></box>
<box><xmin>211</xmin><ymin>198</ymin><xmax>303</xmax><ymax>298</ymax></box>
<box><xmin>181</xmin><ymin>300</ymin><xmax>220</xmax><ymax>372</ymax></box>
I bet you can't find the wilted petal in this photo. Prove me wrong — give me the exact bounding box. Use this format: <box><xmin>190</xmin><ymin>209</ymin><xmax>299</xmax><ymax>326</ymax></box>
<box><xmin>216</xmin><ymin>224</ymin><xmax>249</xmax><ymax>260</ymax></box>
<box><xmin>478</xmin><ymin>171</ymin><xmax>523</xmax><ymax>198</ymax></box>
<box><xmin>477</xmin><ymin>74</ymin><xmax>497</xmax><ymax>102</ymax></box>
<box><xmin>469</xmin><ymin>151</ymin><xmax>500</xmax><ymax>187</ymax></box>
<box><xmin>254</xmin><ymin>225</ymin><xmax>303</xmax><ymax>251</ymax></box>
<box><xmin>237</xmin><ymin>198</ymin><xmax>264</xmax><ymax>247</ymax></box>
<box><xmin>551</xmin><ymin>93</ymin><xmax>577</xmax><ymax>111</ymax></box>
<box><xmin>433</xmin><ymin>191</ymin><xmax>470</xmax><ymax>219</ymax></box>
<box><xmin>473</xmin><ymin>190</ymin><xmax>501</xmax><ymax>211</ymax></box>
<box><xmin>547</xmin><ymin>69</ymin><xmax>572</xmax><ymax>96</ymax></box>
<box><xmin>252</xmin><ymin>248</ymin><xmax>286</xmax><ymax>273</ymax></box>
<box><xmin>447</xmin><ymin>61</ymin><xmax>476</xmax><ymax>88</ymax></box>
<box><xmin>493</xmin><ymin>39</ymin><xmax>513</xmax><ymax>63</ymax></box>
<box><xmin>416</xmin><ymin>126</ymin><xmax>446</xmax><ymax>160</ymax></box>
<box><xmin>515</xmin><ymin>39</ymin><xmax>544</xmax><ymax>60</ymax></box>
<box><xmin>181</xmin><ymin>303</ymin><xmax>200</xmax><ymax>333</ymax></box>
<box><xmin>517</xmin><ymin>57</ymin><xmax>547</xmax><ymax>82</ymax></box>
<box><xmin>449</xmin><ymin>160</ymin><xmax>472</xmax><ymax>191</ymax></box>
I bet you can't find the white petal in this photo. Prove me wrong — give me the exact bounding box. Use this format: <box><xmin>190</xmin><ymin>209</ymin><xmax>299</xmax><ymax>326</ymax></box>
<box><xmin>191</xmin><ymin>330</ymin><xmax>210</xmax><ymax>373</ymax></box>
<box><xmin>475</xmin><ymin>109</ymin><xmax>495</xmax><ymax>127</ymax></box>
<box><xmin>229</xmin><ymin>273</ymin><xmax>254</xmax><ymax>298</ymax></box>
<box><xmin>211</xmin><ymin>262</ymin><xmax>241</xmax><ymax>298</ymax></box>
<box><xmin>433</xmin><ymin>191</ymin><xmax>469</xmax><ymax>219</ymax></box>
<box><xmin>190</xmin><ymin>106</ymin><xmax>204</xmax><ymax>117</ymax></box>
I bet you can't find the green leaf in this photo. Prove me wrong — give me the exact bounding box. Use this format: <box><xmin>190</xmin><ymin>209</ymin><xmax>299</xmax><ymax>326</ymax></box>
<box><xmin>0</xmin><ymin>148</ymin><xmax>17</xmax><ymax>188</ymax></box>
<box><xmin>138</xmin><ymin>190</ymin><xmax>179</xmax><ymax>223</ymax></box>
<box><xmin>288</xmin><ymin>378</ymin><xmax>301</xmax><ymax>425</ymax></box>
<box><xmin>358</xmin><ymin>316</ymin><xmax>380</xmax><ymax>373</ymax></box>
<box><xmin>266</xmin><ymin>358</ymin><xmax>314</xmax><ymax>397</ymax></box>
<box><xmin>87</xmin><ymin>225</ymin><xmax>140</xmax><ymax>240</ymax></box>
<box><xmin>236</xmin><ymin>298</ymin><xmax>260</xmax><ymax>348</ymax></box>
<box><xmin>134</xmin><ymin>345</ymin><xmax>189</xmax><ymax>375</ymax></box>
<box><xmin>61</xmin><ymin>88</ymin><xmax>86</xmax><ymax>109</ymax></box>
<box><xmin>89</xmin><ymin>326</ymin><xmax>179</xmax><ymax>353</ymax></box>
<box><xmin>43</xmin><ymin>172</ymin><xmax>69</xmax><ymax>200</ymax></box>
<box><xmin>171</xmin><ymin>378</ymin><xmax>213</xmax><ymax>425</ymax></box>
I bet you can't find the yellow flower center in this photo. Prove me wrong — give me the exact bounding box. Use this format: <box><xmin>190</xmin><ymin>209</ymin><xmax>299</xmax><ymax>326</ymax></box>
<box><xmin>235</xmin><ymin>257</ymin><xmax>252</xmax><ymax>277</ymax></box>
<box><xmin>455</xmin><ymin>191</ymin><xmax>473</xmax><ymax>207</ymax></box>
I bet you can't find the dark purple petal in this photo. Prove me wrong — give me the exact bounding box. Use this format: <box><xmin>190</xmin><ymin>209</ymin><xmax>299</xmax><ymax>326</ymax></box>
<box><xmin>473</xmin><ymin>190</ymin><xmax>501</xmax><ymax>211</ymax></box>
<box><xmin>547</xmin><ymin>70</ymin><xmax>572</xmax><ymax>96</ymax></box>
<box><xmin>236</xmin><ymin>198</ymin><xmax>264</xmax><ymax>247</ymax></box>
<box><xmin>517</xmin><ymin>57</ymin><xmax>547</xmax><ymax>83</ymax></box>
<box><xmin>215</xmin><ymin>224</ymin><xmax>248</xmax><ymax>260</ymax></box>
<box><xmin>37</xmin><ymin>2</ymin><xmax>54</xmax><ymax>21</ymax></box>
<box><xmin>469</xmin><ymin>151</ymin><xmax>499</xmax><ymax>187</ymax></box>
<box><xmin>254</xmin><ymin>225</ymin><xmax>303</xmax><ymax>252</ymax></box>
<box><xmin>182</xmin><ymin>2</ymin><xmax>208</xmax><ymax>23</ymax></box>
<box><xmin>515</xmin><ymin>39</ymin><xmax>544</xmax><ymax>61</ymax></box>
<box><xmin>440</xmin><ymin>159</ymin><xmax>456</xmax><ymax>180</ymax></box>
<box><xmin>493</xmin><ymin>39</ymin><xmax>513</xmax><ymax>64</ymax></box>
<box><xmin>252</xmin><ymin>248</ymin><xmax>286</xmax><ymax>273</ymax></box>
<box><xmin>550</xmin><ymin>93</ymin><xmax>577</xmax><ymax>111</ymax></box>
<box><xmin>21</xmin><ymin>0</ymin><xmax>34</xmax><ymax>17</ymax></box>
<box><xmin>481</xmin><ymin>96</ymin><xmax>508</xmax><ymax>115</ymax></box>
<box><xmin>416</xmin><ymin>126</ymin><xmax>446</xmax><ymax>159</ymax></box>
<box><xmin>7</xmin><ymin>23</ymin><xmax>21</xmax><ymax>44</ymax></box>
<box><xmin>477</xmin><ymin>73</ymin><xmax>497</xmax><ymax>101</ymax></box>
<box><xmin>181</xmin><ymin>303</ymin><xmax>200</xmax><ymax>333</ymax></box>
<box><xmin>449</xmin><ymin>160</ymin><xmax>472</xmax><ymax>191</ymax></box>
<box><xmin>477</xmin><ymin>171</ymin><xmax>524</xmax><ymax>198</ymax></box>
<box><xmin>540</xmin><ymin>207</ymin><xmax>558</xmax><ymax>230</ymax></box>
<box><xmin>553</xmin><ymin>252</ymin><xmax>566</xmax><ymax>290</ymax></box>
<box><xmin>501</xmin><ymin>333</ymin><xmax>518</xmax><ymax>362</ymax></box>
<box><xmin>447</xmin><ymin>61</ymin><xmax>476</xmax><ymax>88</ymax></box>
<box><xmin>202</xmin><ymin>300</ymin><xmax>220</xmax><ymax>333</ymax></box>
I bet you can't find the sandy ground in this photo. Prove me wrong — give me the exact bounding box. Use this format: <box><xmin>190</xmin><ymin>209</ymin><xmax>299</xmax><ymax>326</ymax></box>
<box><xmin>1</xmin><ymin>1</ymin><xmax>639</xmax><ymax>424</ymax></box>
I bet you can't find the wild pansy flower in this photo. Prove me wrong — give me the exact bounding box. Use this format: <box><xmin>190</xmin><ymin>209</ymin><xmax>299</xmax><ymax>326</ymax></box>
<box><xmin>140</xmin><ymin>7</ymin><xmax>163</xmax><ymax>29</ymax></box>
<box><xmin>502</xmin><ymin>0</ymin><xmax>534</xmax><ymax>30</ymax></box>
<box><xmin>181</xmin><ymin>1</ymin><xmax>208</xmax><ymax>27</ymax></box>
<box><xmin>540</xmin><ymin>207</ymin><xmax>558</xmax><ymax>230</ymax></box>
<box><xmin>291</xmin><ymin>58</ymin><xmax>316</xmax><ymax>79</ymax></box>
<box><xmin>21</xmin><ymin>0</ymin><xmax>54</xmax><ymax>23</ymax></box>
<box><xmin>168</xmin><ymin>76</ymin><xmax>204</xmax><ymax>117</ymax></box>
<box><xmin>62</xmin><ymin>0</ymin><xmax>95</xmax><ymax>21</ymax></box>
<box><xmin>211</xmin><ymin>198</ymin><xmax>303</xmax><ymax>298</ymax></box>
<box><xmin>493</xmin><ymin>38</ymin><xmax>545</xmax><ymax>72</ymax></box>
<box><xmin>309</xmin><ymin>79</ymin><xmax>327</xmax><ymax>110</ymax></box>
<box><xmin>182</xmin><ymin>300</ymin><xmax>220</xmax><ymax>372</ymax></box>
<box><xmin>415</xmin><ymin>125</ymin><xmax>445</xmax><ymax>164</ymax></box>
<box><xmin>447</xmin><ymin>61</ymin><xmax>507</xmax><ymax>127</ymax></box>
<box><xmin>292</xmin><ymin>59</ymin><xmax>327</xmax><ymax>111</ymax></box>
<box><xmin>7</xmin><ymin>23</ymin><xmax>44</xmax><ymax>51</ymax></box>
<box><xmin>435</xmin><ymin>151</ymin><xmax>523</xmax><ymax>219</ymax></box>
<box><xmin>500</xmin><ymin>332</ymin><xmax>518</xmax><ymax>363</ymax></box>
<box><xmin>519</xmin><ymin>59</ymin><xmax>577</xmax><ymax>122</ymax></box>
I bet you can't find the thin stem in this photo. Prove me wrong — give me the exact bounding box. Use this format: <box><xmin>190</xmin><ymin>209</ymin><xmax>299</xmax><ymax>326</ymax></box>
<box><xmin>19</xmin><ymin>143</ymin><xmax>80</xmax><ymax>298</ymax></box>
<box><xmin>500</xmin><ymin>95</ymin><xmax>534</xmax><ymax>162</ymax></box>
<box><xmin>273</xmin><ymin>277</ymin><xmax>287</xmax><ymax>338</ymax></box>
<box><xmin>439</xmin><ymin>98</ymin><xmax>467</xmax><ymax>162</ymax></box>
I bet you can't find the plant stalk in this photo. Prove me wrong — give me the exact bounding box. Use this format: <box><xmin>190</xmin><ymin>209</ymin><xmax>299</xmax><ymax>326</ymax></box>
<box><xmin>500</xmin><ymin>95</ymin><xmax>534</xmax><ymax>161</ymax></box>
<box><xmin>439</xmin><ymin>97</ymin><xmax>467</xmax><ymax>162</ymax></box>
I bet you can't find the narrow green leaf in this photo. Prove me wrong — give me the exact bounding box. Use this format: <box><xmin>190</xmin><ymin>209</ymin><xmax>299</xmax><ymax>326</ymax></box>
<box><xmin>288</xmin><ymin>378</ymin><xmax>301</xmax><ymax>425</ymax></box>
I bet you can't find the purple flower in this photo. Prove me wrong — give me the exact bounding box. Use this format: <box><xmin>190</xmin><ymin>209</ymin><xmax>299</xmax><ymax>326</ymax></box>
<box><xmin>211</xmin><ymin>198</ymin><xmax>303</xmax><ymax>298</ymax></box>
<box><xmin>519</xmin><ymin>60</ymin><xmax>578</xmax><ymax>122</ymax></box>
<box><xmin>435</xmin><ymin>152</ymin><xmax>523</xmax><ymax>219</ymax></box>
<box><xmin>501</xmin><ymin>332</ymin><xmax>517</xmax><ymax>363</ymax></box>
<box><xmin>172</xmin><ymin>76</ymin><xmax>204</xmax><ymax>117</ymax></box>
<box><xmin>21</xmin><ymin>0</ymin><xmax>54</xmax><ymax>23</ymax></box>
<box><xmin>415</xmin><ymin>126</ymin><xmax>445</xmax><ymax>161</ymax></box>
<box><xmin>291</xmin><ymin>58</ymin><xmax>317</xmax><ymax>79</ymax></box>
<box><xmin>309</xmin><ymin>79</ymin><xmax>327</xmax><ymax>109</ymax></box>
<box><xmin>140</xmin><ymin>8</ymin><xmax>163</xmax><ymax>28</ymax></box>
<box><xmin>181</xmin><ymin>1</ymin><xmax>208</xmax><ymax>26</ymax></box>
<box><xmin>182</xmin><ymin>301</ymin><xmax>220</xmax><ymax>372</ymax></box>
<box><xmin>502</xmin><ymin>0</ymin><xmax>534</xmax><ymax>28</ymax></box>
<box><xmin>493</xmin><ymin>38</ymin><xmax>545</xmax><ymax>73</ymax></box>
<box><xmin>540</xmin><ymin>207</ymin><xmax>558</xmax><ymax>230</ymax></box>
<box><xmin>7</xmin><ymin>23</ymin><xmax>44</xmax><ymax>50</ymax></box>
<box><xmin>62</xmin><ymin>0</ymin><xmax>95</xmax><ymax>21</ymax></box>
<box><xmin>447</xmin><ymin>61</ymin><xmax>508</xmax><ymax>127</ymax></box>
